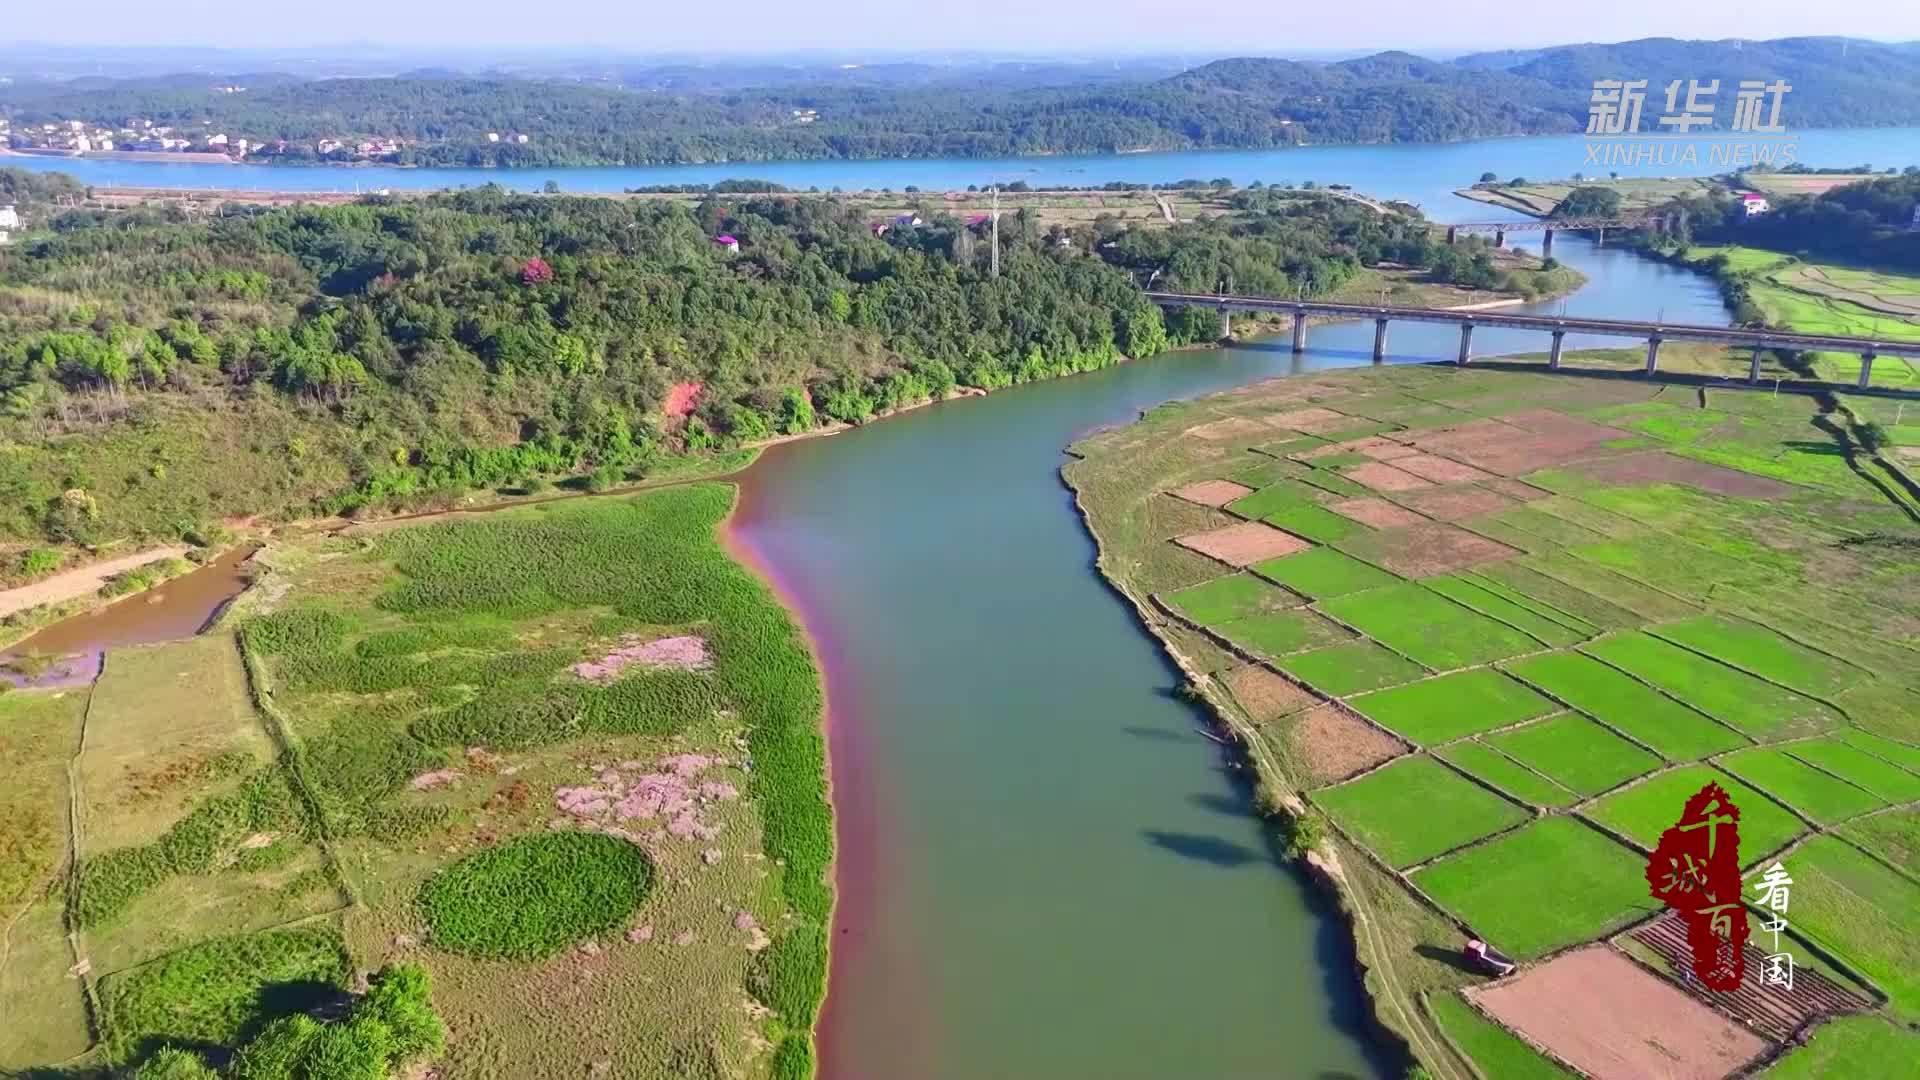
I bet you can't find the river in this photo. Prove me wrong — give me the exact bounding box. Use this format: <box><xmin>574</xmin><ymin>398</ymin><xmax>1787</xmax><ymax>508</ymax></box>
<box><xmin>13</xmin><ymin>131</ymin><xmax>1920</xmax><ymax>1078</ymax></box>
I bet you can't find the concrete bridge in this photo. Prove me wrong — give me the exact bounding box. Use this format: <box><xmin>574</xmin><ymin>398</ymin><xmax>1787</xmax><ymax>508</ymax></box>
<box><xmin>1444</xmin><ymin>212</ymin><xmax>1682</xmax><ymax>256</ymax></box>
<box><xmin>1148</xmin><ymin>291</ymin><xmax>1920</xmax><ymax>388</ymax></box>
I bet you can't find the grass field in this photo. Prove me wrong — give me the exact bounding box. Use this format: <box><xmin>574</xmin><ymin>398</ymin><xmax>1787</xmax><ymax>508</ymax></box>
<box><xmin>1348</xmin><ymin>669</ymin><xmax>1556</xmax><ymax>745</ymax></box>
<box><xmin>1583</xmin><ymin>765</ymin><xmax>1807</xmax><ymax>863</ymax></box>
<box><xmin>1318</xmin><ymin>584</ymin><xmax>1542</xmax><ymax>670</ymax></box>
<box><xmin>1251</xmin><ymin>547</ymin><xmax>1401</xmax><ymax>598</ymax></box>
<box><xmin>1786</xmin><ymin>836</ymin><xmax>1920</xmax><ymax>1018</ymax></box>
<box><xmin>1161</xmin><ymin>573</ymin><xmax>1301</xmax><ymax>624</ymax></box>
<box><xmin>1276</xmin><ymin>640</ymin><xmax>1429</xmax><ymax>696</ymax></box>
<box><xmin>1716</xmin><ymin>747</ymin><xmax>1887</xmax><ymax>824</ymax></box>
<box><xmin>1762</xmin><ymin>1015</ymin><xmax>1918</xmax><ymax>1078</ymax></box>
<box><xmin>1839</xmin><ymin>809</ymin><xmax>1919</xmax><ymax>875</ymax></box>
<box><xmin>1651</xmin><ymin>614</ymin><xmax>1869</xmax><ymax>700</ymax></box>
<box><xmin>1064</xmin><ymin>362</ymin><xmax>1920</xmax><ymax>1078</ymax></box>
<box><xmin>0</xmin><ymin>689</ymin><xmax>91</xmax><ymax>1069</ymax></box>
<box><xmin>1214</xmin><ymin>608</ymin><xmax>1354</xmax><ymax>659</ymax></box>
<box><xmin>1312</xmin><ymin>756</ymin><xmax>1529</xmax><ymax>868</ymax></box>
<box><xmin>1501</xmin><ymin>651</ymin><xmax>1749</xmax><ymax>760</ymax></box>
<box><xmin>1425</xmin><ymin>990</ymin><xmax>1575</xmax><ymax>1080</ymax></box>
<box><xmin>1411</xmin><ymin>816</ymin><xmax>1655</xmax><ymax>960</ymax></box>
<box><xmin>1486</xmin><ymin>714</ymin><xmax>1660</xmax><ymax>796</ymax></box>
<box><xmin>1583</xmin><ymin>632</ymin><xmax>1841</xmax><ymax>740</ymax></box>
<box><xmin>1</xmin><ymin>484</ymin><xmax>831</xmax><ymax>1079</ymax></box>
<box><xmin>1435</xmin><ymin>740</ymin><xmax>1578</xmax><ymax>809</ymax></box>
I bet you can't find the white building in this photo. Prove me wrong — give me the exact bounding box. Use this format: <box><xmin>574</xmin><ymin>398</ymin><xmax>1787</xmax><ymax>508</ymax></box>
<box><xmin>486</xmin><ymin>132</ymin><xmax>500</xmax><ymax>143</ymax></box>
<box><xmin>0</xmin><ymin>205</ymin><xmax>20</xmax><ymax>230</ymax></box>
<box><xmin>1739</xmin><ymin>193</ymin><xmax>1770</xmax><ymax>218</ymax></box>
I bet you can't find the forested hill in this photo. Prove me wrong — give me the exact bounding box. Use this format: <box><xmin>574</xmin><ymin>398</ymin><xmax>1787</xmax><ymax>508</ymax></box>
<box><xmin>5</xmin><ymin>37</ymin><xmax>1920</xmax><ymax>166</ymax></box>
<box><xmin>1</xmin><ymin>174</ymin><xmax>1514</xmax><ymax>561</ymax></box>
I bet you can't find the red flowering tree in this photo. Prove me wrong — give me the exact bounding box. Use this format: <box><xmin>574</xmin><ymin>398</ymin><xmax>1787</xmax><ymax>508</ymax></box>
<box><xmin>521</xmin><ymin>257</ymin><xmax>553</xmax><ymax>286</ymax></box>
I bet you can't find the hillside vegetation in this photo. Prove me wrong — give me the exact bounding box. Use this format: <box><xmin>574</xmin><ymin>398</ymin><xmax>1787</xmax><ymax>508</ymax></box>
<box><xmin>7</xmin><ymin>36</ymin><xmax>1920</xmax><ymax>165</ymax></box>
<box><xmin>0</xmin><ymin>173</ymin><xmax>1539</xmax><ymax>572</ymax></box>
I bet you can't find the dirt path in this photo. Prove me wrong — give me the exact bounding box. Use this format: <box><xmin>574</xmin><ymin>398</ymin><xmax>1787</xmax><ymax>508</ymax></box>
<box><xmin>0</xmin><ymin>547</ymin><xmax>187</xmax><ymax>621</ymax></box>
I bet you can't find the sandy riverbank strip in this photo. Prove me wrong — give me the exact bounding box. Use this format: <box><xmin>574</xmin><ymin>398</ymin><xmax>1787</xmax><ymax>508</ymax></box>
<box><xmin>0</xmin><ymin>547</ymin><xmax>188</xmax><ymax>621</ymax></box>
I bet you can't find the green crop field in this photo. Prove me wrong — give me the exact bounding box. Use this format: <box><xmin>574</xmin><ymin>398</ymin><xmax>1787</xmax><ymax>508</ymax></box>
<box><xmin>1251</xmin><ymin>547</ymin><xmax>1401</xmax><ymax>598</ymax></box>
<box><xmin>1840</xmin><ymin>729</ymin><xmax>1920</xmax><ymax>774</ymax></box>
<box><xmin>1787</xmin><ymin>836</ymin><xmax>1920</xmax><ymax>1018</ymax></box>
<box><xmin>1716</xmin><ymin>748</ymin><xmax>1886</xmax><ymax>825</ymax></box>
<box><xmin>1469</xmin><ymin>563</ymin><xmax>1642</xmax><ymax>632</ymax></box>
<box><xmin>1276</xmin><ymin>640</ymin><xmax>1429</xmax><ymax>697</ymax></box>
<box><xmin>1426</xmin><ymin>990</ymin><xmax>1575</xmax><ymax>1080</ymax></box>
<box><xmin>1264</xmin><ymin>503</ymin><xmax>1368</xmax><ymax>544</ymax></box>
<box><xmin>1312</xmin><ymin>756</ymin><xmax>1529</xmax><ymax>868</ymax></box>
<box><xmin>1214</xmin><ymin>609</ymin><xmax>1354</xmax><ymax>659</ymax></box>
<box><xmin>1348</xmin><ymin>669</ymin><xmax>1557</xmax><ymax>745</ymax></box>
<box><xmin>1318</xmin><ymin>584</ymin><xmax>1543</xmax><ymax>670</ymax></box>
<box><xmin>1487</xmin><ymin>714</ymin><xmax>1661</xmax><ymax>796</ymax></box>
<box><xmin>1422</xmin><ymin>575</ymin><xmax>1590</xmax><ymax>648</ymax></box>
<box><xmin>1502</xmin><ymin>651</ymin><xmax>1748</xmax><ymax>760</ymax></box>
<box><xmin>1227</xmin><ymin>482</ymin><xmax>1321</xmax><ymax>520</ymax></box>
<box><xmin>1161</xmin><ymin>573</ymin><xmax>1302</xmax><ymax>624</ymax></box>
<box><xmin>1763</xmin><ymin>1016</ymin><xmax>1918</xmax><ymax>1079</ymax></box>
<box><xmin>1436</xmin><ymin>740</ymin><xmax>1578</xmax><ymax>808</ymax></box>
<box><xmin>1412</xmin><ymin>816</ymin><xmax>1655</xmax><ymax>960</ymax></box>
<box><xmin>1839</xmin><ymin>809</ymin><xmax>1919</xmax><ymax>876</ymax></box>
<box><xmin>1784</xmin><ymin>739</ymin><xmax>1920</xmax><ymax>803</ymax></box>
<box><xmin>1583</xmin><ymin>632</ymin><xmax>1841</xmax><ymax>739</ymax></box>
<box><xmin>1584</xmin><ymin>765</ymin><xmax>1806</xmax><ymax>864</ymax></box>
<box><xmin>1062</xmin><ymin>361</ymin><xmax>1920</xmax><ymax>1080</ymax></box>
<box><xmin>1652</xmin><ymin>615</ymin><xmax>1869</xmax><ymax>700</ymax></box>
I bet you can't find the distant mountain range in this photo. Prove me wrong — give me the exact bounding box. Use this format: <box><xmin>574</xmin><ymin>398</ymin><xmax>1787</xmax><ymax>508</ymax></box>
<box><xmin>4</xmin><ymin>37</ymin><xmax>1918</xmax><ymax>167</ymax></box>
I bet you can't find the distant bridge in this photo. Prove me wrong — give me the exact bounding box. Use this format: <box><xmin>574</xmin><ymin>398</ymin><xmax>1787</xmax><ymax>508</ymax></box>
<box><xmin>1444</xmin><ymin>212</ymin><xmax>1684</xmax><ymax>256</ymax></box>
<box><xmin>1147</xmin><ymin>291</ymin><xmax>1919</xmax><ymax>388</ymax></box>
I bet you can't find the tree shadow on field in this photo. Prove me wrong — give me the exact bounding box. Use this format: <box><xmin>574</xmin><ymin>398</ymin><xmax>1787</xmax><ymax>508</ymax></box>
<box><xmin>1141</xmin><ymin>829</ymin><xmax>1261</xmax><ymax>868</ymax></box>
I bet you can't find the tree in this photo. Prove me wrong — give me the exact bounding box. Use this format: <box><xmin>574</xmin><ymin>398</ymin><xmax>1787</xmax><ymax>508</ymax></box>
<box><xmin>541</xmin><ymin>179</ymin><xmax>562</xmax><ymax>194</ymax></box>
<box><xmin>1478</xmin><ymin>171</ymin><xmax>1498</xmax><ymax>183</ymax></box>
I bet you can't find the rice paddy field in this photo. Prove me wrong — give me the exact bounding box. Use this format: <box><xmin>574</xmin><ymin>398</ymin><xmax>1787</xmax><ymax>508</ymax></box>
<box><xmin>1065</xmin><ymin>362</ymin><xmax>1920</xmax><ymax>1079</ymax></box>
<box><xmin>0</xmin><ymin>484</ymin><xmax>828</xmax><ymax>1079</ymax></box>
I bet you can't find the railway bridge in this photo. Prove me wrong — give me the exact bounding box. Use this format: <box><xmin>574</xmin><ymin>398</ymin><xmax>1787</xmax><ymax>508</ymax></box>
<box><xmin>1147</xmin><ymin>291</ymin><xmax>1920</xmax><ymax>388</ymax></box>
<box><xmin>1443</xmin><ymin>212</ymin><xmax>1684</xmax><ymax>256</ymax></box>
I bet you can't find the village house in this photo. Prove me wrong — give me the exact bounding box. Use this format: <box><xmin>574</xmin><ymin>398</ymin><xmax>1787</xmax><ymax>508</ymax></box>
<box><xmin>712</xmin><ymin>234</ymin><xmax>741</xmax><ymax>255</ymax></box>
<box><xmin>1738</xmin><ymin>192</ymin><xmax>1771</xmax><ymax>218</ymax></box>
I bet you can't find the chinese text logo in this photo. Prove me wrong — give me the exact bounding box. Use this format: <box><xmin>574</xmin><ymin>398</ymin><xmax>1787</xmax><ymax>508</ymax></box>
<box><xmin>1586</xmin><ymin>78</ymin><xmax>1797</xmax><ymax>169</ymax></box>
<box><xmin>1645</xmin><ymin>782</ymin><xmax>1747</xmax><ymax>991</ymax></box>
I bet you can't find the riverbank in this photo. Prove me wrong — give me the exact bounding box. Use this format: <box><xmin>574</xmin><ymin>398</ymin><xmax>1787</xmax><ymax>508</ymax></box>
<box><xmin>1064</xmin><ymin>361</ymin><xmax>1920</xmax><ymax>1079</ymax></box>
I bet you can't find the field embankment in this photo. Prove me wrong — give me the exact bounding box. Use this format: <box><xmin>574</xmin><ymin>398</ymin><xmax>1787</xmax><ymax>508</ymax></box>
<box><xmin>1066</xmin><ymin>362</ymin><xmax>1920</xmax><ymax>1079</ymax></box>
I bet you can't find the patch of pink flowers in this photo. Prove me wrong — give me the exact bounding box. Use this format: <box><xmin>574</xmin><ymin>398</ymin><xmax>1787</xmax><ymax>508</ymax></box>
<box><xmin>552</xmin><ymin>754</ymin><xmax>738</xmax><ymax>845</ymax></box>
<box><xmin>410</xmin><ymin>769</ymin><xmax>461</xmax><ymax>791</ymax></box>
<box><xmin>572</xmin><ymin>635</ymin><xmax>711</xmax><ymax>683</ymax></box>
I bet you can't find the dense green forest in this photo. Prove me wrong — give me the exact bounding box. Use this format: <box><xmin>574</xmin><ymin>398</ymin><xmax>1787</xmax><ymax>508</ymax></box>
<box><xmin>8</xmin><ymin>37</ymin><xmax>1920</xmax><ymax>166</ymax></box>
<box><xmin>1661</xmin><ymin>172</ymin><xmax>1920</xmax><ymax>271</ymax></box>
<box><xmin>0</xmin><ymin>170</ymin><xmax>1502</xmax><ymax>562</ymax></box>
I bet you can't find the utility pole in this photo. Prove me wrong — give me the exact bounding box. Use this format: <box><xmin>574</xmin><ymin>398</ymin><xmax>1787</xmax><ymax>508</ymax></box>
<box><xmin>990</xmin><ymin>186</ymin><xmax>1000</xmax><ymax>279</ymax></box>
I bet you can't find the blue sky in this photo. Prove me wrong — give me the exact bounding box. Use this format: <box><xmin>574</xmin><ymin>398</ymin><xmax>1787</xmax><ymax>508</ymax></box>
<box><xmin>4</xmin><ymin>0</ymin><xmax>1918</xmax><ymax>51</ymax></box>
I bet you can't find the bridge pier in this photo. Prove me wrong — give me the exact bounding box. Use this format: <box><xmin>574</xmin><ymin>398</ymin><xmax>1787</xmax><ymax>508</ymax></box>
<box><xmin>1860</xmin><ymin>350</ymin><xmax>1877</xmax><ymax>389</ymax></box>
<box><xmin>1541</xmin><ymin>229</ymin><xmax>1554</xmax><ymax>258</ymax></box>
<box><xmin>1549</xmin><ymin>330</ymin><xmax>1565</xmax><ymax>370</ymax></box>
<box><xmin>1644</xmin><ymin>335</ymin><xmax>1663</xmax><ymax>375</ymax></box>
<box><xmin>1373</xmin><ymin>318</ymin><xmax>1389</xmax><ymax>362</ymax></box>
<box><xmin>1292</xmin><ymin>312</ymin><xmax>1308</xmax><ymax>353</ymax></box>
<box><xmin>1445</xmin><ymin>226</ymin><xmax>1457</xmax><ymax>245</ymax></box>
<box><xmin>1219</xmin><ymin>307</ymin><xmax>1232</xmax><ymax>341</ymax></box>
<box><xmin>1595</xmin><ymin>226</ymin><xmax>1605</xmax><ymax>247</ymax></box>
<box><xmin>1457</xmin><ymin>322</ymin><xmax>1474</xmax><ymax>365</ymax></box>
<box><xmin>1494</xmin><ymin>229</ymin><xmax>1507</xmax><ymax>249</ymax></box>
<box><xmin>1749</xmin><ymin>345</ymin><xmax>1765</xmax><ymax>384</ymax></box>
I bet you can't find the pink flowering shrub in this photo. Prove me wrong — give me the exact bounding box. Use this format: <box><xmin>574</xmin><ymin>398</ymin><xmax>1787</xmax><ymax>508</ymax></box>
<box><xmin>552</xmin><ymin>755</ymin><xmax>738</xmax><ymax>845</ymax></box>
<box><xmin>521</xmin><ymin>257</ymin><xmax>553</xmax><ymax>285</ymax></box>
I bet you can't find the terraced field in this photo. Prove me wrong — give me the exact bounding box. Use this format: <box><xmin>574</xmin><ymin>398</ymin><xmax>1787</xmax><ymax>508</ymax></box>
<box><xmin>1067</xmin><ymin>363</ymin><xmax>1920</xmax><ymax>1080</ymax></box>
